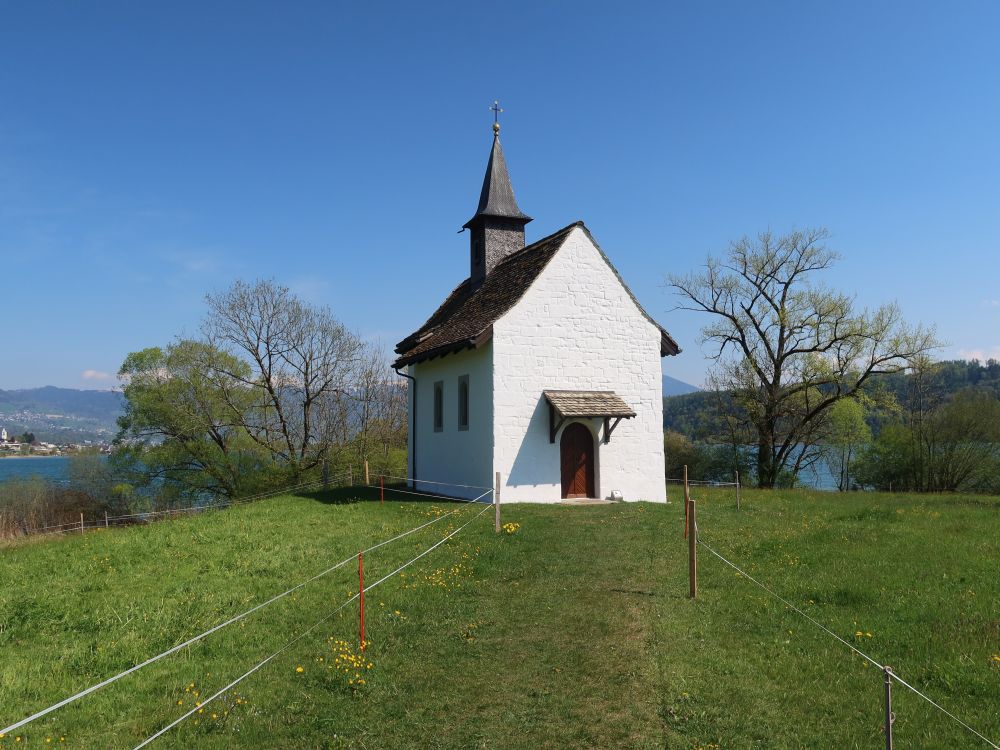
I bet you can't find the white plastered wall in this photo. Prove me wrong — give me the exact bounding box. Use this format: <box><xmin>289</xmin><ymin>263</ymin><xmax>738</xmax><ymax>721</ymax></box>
<box><xmin>491</xmin><ymin>226</ymin><xmax>667</xmax><ymax>503</ymax></box>
<box><xmin>407</xmin><ymin>343</ymin><xmax>494</xmax><ymax>501</ymax></box>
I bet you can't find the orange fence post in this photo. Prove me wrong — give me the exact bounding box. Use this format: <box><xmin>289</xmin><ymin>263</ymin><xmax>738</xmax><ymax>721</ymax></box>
<box><xmin>358</xmin><ymin>551</ymin><xmax>366</xmax><ymax>651</ymax></box>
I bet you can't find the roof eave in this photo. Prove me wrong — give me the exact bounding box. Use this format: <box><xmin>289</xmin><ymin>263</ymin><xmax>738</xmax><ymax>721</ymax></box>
<box><xmin>462</xmin><ymin>211</ymin><xmax>533</xmax><ymax>230</ymax></box>
<box><xmin>392</xmin><ymin>326</ymin><xmax>494</xmax><ymax>369</ymax></box>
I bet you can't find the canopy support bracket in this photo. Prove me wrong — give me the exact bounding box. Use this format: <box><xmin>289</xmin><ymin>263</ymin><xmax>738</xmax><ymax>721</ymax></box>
<box><xmin>603</xmin><ymin>416</ymin><xmax>623</xmax><ymax>444</ymax></box>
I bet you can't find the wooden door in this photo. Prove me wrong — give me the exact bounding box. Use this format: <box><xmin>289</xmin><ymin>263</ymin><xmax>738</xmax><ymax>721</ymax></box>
<box><xmin>560</xmin><ymin>423</ymin><xmax>595</xmax><ymax>499</ymax></box>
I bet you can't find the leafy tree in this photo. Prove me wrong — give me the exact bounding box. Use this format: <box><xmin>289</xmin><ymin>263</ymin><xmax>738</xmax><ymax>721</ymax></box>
<box><xmin>856</xmin><ymin>389</ymin><xmax>1000</xmax><ymax>493</ymax></box>
<box><xmin>115</xmin><ymin>340</ymin><xmax>272</xmax><ymax>504</ymax></box>
<box><xmin>116</xmin><ymin>280</ymin><xmax>407</xmax><ymax>502</ymax></box>
<box><xmin>822</xmin><ymin>398</ymin><xmax>872</xmax><ymax>491</ymax></box>
<box><xmin>18</xmin><ymin>432</ymin><xmax>35</xmax><ymax>444</ymax></box>
<box><xmin>924</xmin><ymin>389</ymin><xmax>1000</xmax><ymax>491</ymax></box>
<box><xmin>670</xmin><ymin>228</ymin><xmax>937</xmax><ymax>488</ymax></box>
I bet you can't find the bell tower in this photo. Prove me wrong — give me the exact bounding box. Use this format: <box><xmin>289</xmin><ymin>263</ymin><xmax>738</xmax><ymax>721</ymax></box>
<box><xmin>464</xmin><ymin>102</ymin><xmax>531</xmax><ymax>284</ymax></box>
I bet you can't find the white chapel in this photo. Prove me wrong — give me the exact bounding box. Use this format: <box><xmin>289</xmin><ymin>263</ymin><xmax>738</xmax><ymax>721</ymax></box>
<box><xmin>393</xmin><ymin>121</ymin><xmax>679</xmax><ymax>503</ymax></box>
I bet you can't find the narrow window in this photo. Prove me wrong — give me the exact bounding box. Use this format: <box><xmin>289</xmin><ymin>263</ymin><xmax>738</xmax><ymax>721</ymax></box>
<box><xmin>457</xmin><ymin>375</ymin><xmax>469</xmax><ymax>431</ymax></box>
<box><xmin>433</xmin><ymin>381</ymin><xmax>443</xmax><ymax>432</ymax></box>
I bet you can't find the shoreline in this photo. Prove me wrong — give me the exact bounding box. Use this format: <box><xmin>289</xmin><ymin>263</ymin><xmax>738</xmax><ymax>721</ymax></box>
<box><xmin>0</xmin><ymin>454</ymin><xmax>69</xmax><ymax>459</ymax></box>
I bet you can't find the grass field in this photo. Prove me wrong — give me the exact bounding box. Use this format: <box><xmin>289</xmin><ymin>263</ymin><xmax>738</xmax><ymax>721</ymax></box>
<box><xmin>1</xmin><ymin>486</ymin><xmax>997</xmax><ymax>748</ymax></box>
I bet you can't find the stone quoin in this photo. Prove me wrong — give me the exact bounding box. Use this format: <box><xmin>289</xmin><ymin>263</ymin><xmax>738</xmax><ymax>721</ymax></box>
<box><xmin>393</xmin><ymin>115</ymin><xmax>679</xmax><ymax>502</ymax></box>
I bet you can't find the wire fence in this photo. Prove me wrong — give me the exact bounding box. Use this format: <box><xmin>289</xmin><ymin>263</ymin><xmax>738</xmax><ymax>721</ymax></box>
<box><xmin>131</xmin><ymin>500</ymin><xmax>493</xmax><ymax>748</ymax></box>
<box><xmin>677</xmin><ymin>472</ymin><xmax>999</xmax><ymax>749</ymax></box>
<box><xmin>1</xmin><ymin>477</ymin><xmax>494</xmax><ymax>739</ymax></box>
<box><xmin>4</xmin><ymin>471</ymin><xmax>365</xmax><ymax>542</ymax></box>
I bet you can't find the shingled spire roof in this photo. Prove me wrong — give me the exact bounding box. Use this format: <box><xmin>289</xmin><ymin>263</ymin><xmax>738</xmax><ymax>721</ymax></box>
<box><xmin>463</xmin><ymin>132</ymin><xmax>531</xmax><ymax>228</ymax></box>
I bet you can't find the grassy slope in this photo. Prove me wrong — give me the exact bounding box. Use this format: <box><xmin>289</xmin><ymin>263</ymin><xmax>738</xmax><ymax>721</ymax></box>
<box><xmin>0</xmin><ymin>487</ymin><xmax>997</xmax><ymax>749</ymax></box>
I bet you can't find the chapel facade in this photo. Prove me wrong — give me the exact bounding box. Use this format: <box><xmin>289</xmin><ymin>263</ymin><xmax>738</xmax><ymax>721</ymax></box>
<box><xmin>393</xmin><ymin>122</ymin><xmax>679</xmax><ymax>503</ymax></box>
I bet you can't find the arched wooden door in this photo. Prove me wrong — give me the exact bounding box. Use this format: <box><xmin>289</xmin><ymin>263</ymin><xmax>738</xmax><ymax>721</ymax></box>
<box><xmin>560</xmin><ymin>422</ymin><xmax>595</xmax><ymax>499</ymax></box>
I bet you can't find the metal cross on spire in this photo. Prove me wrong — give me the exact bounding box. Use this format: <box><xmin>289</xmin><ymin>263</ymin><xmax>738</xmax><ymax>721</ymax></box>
<box><xmin>490</xmin><ymin>100</ymin><xmax>503</xmax><ymax>134</ymax></box>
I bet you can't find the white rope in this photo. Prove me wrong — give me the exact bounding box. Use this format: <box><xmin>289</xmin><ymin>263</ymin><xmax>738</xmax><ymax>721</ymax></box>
<box><xmin>698</xmin><ymin>536</ymin><xmax>884</xmax><ymax>667</ymax></box>
<box><xmin>698</xmin><ymin>536</ymin><xmax>999</xmax><ymax>748</ymax></box>
<box><xmin>888</xmin><ymin>670</ymin><xmax>1000</xmax><ymax>749</ymax></box>
<box><xmin>380</xmin><ymin>474</ymin><xmax>493</xmax><ymax>491</ymax></box>
<box><xmin>0</xmin><ymin>489</ymin><xmax>488</xmax><ymax>736</ymax></box>
<box><xmin>132</xmin><ymin>501</ymin><xmax>493</xmax><ymax>749</ymax></box>
<box><xmin>378</xmin><ymin>485</ymin><xmax>491</xmax><ymax>503</ymax></box>
<box><xmin>666</xmin><ymin>478</ymin><xmax>738</xmax><ymax>487</ymax></box>
<box><xmin>11</xmin><ymin>472</ymin><xmax>353</xmax><ymax>540</ymax></box>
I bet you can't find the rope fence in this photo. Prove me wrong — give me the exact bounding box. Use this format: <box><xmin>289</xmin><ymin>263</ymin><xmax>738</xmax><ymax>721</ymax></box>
<box><xmin>8</xmin><ymin>472</ymin><xmax>359</xmax><ymax>541</ymax></box>
<box><xmin>677</xmin><ymin>463</ymin><xmax>998</xmax><ymax>750</ymax></box>
<box><xmin>131</xmin><ymin>500</ymin><xmax>494</xmax><ymax>748</ymax></box>
<box><xmin>0</xmin><ymin>481</ymin><xmax>492</xmax><ymax>737</ymax></box>
<box><xmin>697</xmin><ymin>534</ymin><xmax>999</xmax><ymax>748</ymax></box>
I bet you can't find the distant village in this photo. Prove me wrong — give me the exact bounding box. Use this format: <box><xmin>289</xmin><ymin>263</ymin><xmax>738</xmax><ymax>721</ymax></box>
<box><xmin>0</xmin><ymin>427</ymin><xmax>112</xmax><ymax>456</ymax></box>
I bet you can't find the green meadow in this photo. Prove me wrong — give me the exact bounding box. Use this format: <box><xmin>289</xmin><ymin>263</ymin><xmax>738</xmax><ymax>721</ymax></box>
<box><xmin>1</xmin><ymin>486</ymin><xmax>997</xmax><ymax>749</ymax></box>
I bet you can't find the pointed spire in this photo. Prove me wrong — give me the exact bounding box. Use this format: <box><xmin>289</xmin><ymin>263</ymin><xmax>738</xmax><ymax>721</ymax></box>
<box><xmin>464</xmin><ymin>106</ymin><xmax>532</xmax><ymax>283</ymax></box>
<box><xmin>463</xmin><ymin>130</ymin><xmax>531</xmax><ymax>229</ymax></box>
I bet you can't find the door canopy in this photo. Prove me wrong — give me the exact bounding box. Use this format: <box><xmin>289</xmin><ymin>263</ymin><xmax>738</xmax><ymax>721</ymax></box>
<box><xmin>543</xmin><ymin>390</ymin><xmax>636</xmax><ymax>444</ymax></box>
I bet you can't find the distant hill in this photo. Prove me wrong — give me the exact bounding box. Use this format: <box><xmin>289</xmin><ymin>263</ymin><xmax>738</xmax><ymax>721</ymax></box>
<box><xmin>0</xmin><ymin>387</ymin><xmax>124</xmax><ymax>443</ymax></box>
<box><xmin>662</xmin><ymin>375</ymin><xmax>701</xmax><ymax>397</ymax></box>
<box><xmin>662</xmin><ymin>359</ymin><xmax>1000</xmax><ymax>438</ymax></box>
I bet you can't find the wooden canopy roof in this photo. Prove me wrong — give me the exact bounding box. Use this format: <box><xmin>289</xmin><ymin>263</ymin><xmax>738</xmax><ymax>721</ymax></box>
<box><xmin>543</xmin><ymin>390</ymin><xmax>636</xmax><ymax>444</ymax></box>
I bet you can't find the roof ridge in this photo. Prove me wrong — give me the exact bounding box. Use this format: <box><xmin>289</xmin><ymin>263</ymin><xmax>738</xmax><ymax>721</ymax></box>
<box><xmin>492</xmin><ymin>220</ymin><xmax>583</xmax><ymax>267</ymax></box>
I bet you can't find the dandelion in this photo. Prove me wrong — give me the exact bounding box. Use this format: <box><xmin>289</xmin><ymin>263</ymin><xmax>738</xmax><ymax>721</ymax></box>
<box><xmin>296</xmin><ymin>666</ymin><xmax>304</xmax><ymax>673</ymax></box>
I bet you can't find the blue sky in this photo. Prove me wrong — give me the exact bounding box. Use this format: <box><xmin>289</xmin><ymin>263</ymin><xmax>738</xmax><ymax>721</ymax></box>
<box><xmin>1</xmin><ymin>1</ymin><xmax>998</xmax><ymax>390</ymax></box>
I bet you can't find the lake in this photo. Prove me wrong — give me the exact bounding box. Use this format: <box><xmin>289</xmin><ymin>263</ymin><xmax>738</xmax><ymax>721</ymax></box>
<box><xmin>0</xmin><ymin>456</ymin><xmax>75</xmax><ymax>484</ymax></box>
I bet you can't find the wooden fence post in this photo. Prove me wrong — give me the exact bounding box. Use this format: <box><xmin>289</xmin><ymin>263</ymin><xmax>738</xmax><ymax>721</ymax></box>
<box><xmin>104</xmin><ymin>510</ymin><xmax>109</xmax><ymax>528</ymax></box>
<box><xmin>735</xmin><ymin>470</ymin><xmax>741</xmax><ymax>511</ymax></box>
<box><xmin>683</xmin><ymin>465</ymin><xmax>691</xmax><ymax>538</ymax></box>
<box><xmin>80</xmin><ymin>512</ymin><xmax>84</xmax><ymax>535</ymax></box>
<box><xmin>364</xmin><ymin>460</ymin><xmax>370</xmax><ymax>486</ymax></box>
<box><xmin>688</xmin><ymin>498</ymin><xmax>697</xmax><ymax>599</ymax></box>
<box><xmin>494</xmin><ymin>472</ymin><xmax>501</xmax><ymax>533</ymax></box>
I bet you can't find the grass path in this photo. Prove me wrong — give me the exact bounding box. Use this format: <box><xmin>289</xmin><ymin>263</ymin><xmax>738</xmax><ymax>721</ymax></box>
<box><xmin>0</xmin><ymin>487</ymin><xmax>997</xmax><ymax>748</ymax></box>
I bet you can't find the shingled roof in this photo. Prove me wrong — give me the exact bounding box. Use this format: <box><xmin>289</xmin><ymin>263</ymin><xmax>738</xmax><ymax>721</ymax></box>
<box><xmin>463</xmin><ymin>133</ymin><xmax>531</xmax><ymax>228</ymax></box>
<box><xmin>393</xmin><ymin>221</ymin><xmax>680</xmax><ymax>368</ymax></box>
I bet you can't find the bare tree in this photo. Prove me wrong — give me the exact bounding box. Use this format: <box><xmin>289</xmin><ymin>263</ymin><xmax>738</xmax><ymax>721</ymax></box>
<box><xmin>203</xmin><ymin>280</ymin><xmax>364</xmax><ymax>480</ymax></box>
<box><xmin>352</xmin><ymin>344</ymin><xmax>408</xmax><ymax>473</ymax></box>
<box><xmin>670</xmin><ymin>228</ymin><xmax>938</xmax><ymax>488</ymax></box>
